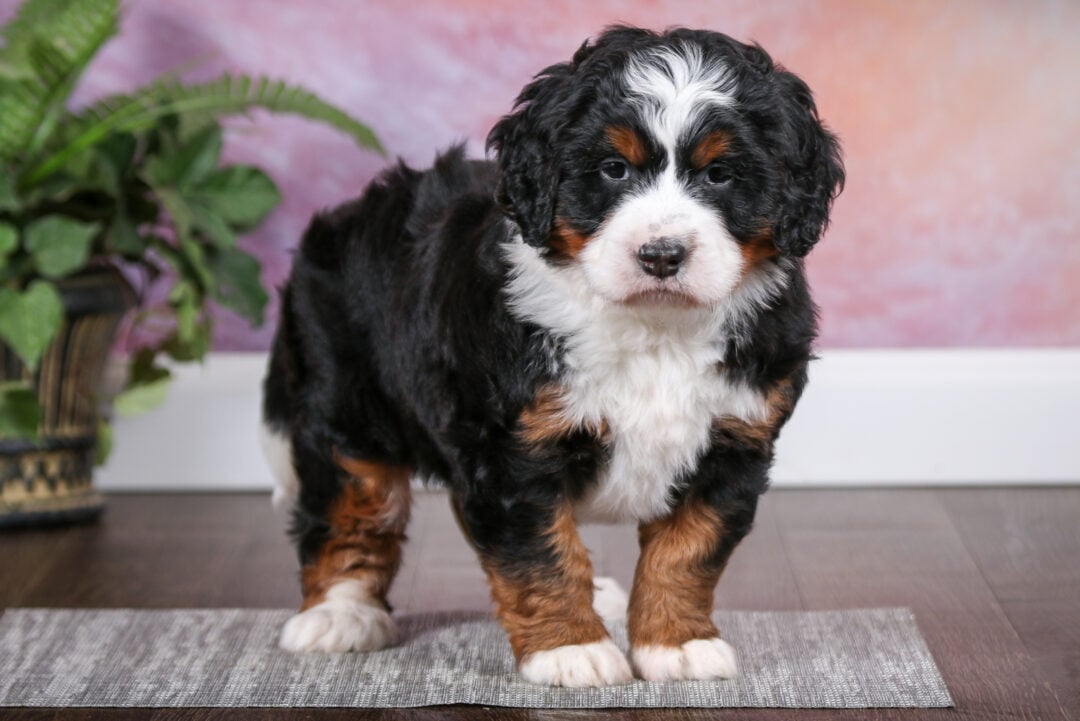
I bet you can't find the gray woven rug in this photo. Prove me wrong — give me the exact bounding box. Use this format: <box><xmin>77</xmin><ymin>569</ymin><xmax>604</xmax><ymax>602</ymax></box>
<box><xmin>0</xmin><ymin>607</ymin><xmax>951</xmax><ymax>709</ymax></box>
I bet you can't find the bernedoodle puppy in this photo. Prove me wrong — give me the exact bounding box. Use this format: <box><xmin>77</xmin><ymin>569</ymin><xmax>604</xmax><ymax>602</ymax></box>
<box><xmin>262</xmin><ymin>25</ymin><xmax>844</xmax><ymax>687</ymax></box>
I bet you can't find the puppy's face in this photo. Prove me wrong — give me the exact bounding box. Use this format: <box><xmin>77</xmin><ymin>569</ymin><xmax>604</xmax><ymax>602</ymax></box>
<box><xmin>555</xmin><ymin>51</ymin><xmax>761</xmax><ymax>307</ymax></box>
<box><xmin>488</xmin><ymin>28</ymin><xmax>844</xmax><ymax>307</ymax></box>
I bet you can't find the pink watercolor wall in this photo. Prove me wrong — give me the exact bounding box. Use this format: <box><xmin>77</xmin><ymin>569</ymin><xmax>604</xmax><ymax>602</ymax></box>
<box><xmin>3</xmin><ymin>0</ymin><xmax>1078</xmax><ymax>348</ymax></box>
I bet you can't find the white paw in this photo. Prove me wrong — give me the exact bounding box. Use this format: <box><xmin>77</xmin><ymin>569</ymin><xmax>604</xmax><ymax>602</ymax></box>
<box><xmin>519</xmin><ymin>638</ymin><xmax>633</xmax><ymax>687</ymax></box>
<box><xmin>592</xmin><ymin>576</ymin><xmax>628</xmax><ymax>622</ymax></box>
<box><xmin>280</xmin><ymin>592</ymin><xmax>397</xmax><ymax>653</ymax></box>
<box><xmin>632</xmin><ymin>637</ymin><xmax>738</xmax><ymax>682</ymax></box>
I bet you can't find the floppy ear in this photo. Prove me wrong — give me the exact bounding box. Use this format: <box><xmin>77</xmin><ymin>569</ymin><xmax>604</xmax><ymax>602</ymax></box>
<box><xmin>486</xmin><ymin>59</ymin><xmax>581</xmax><ymax>248</ymax></box>
<box><xmin>769</xmin><ymin>70</ymin><xmax>845</xmax><ymax>257</ymax></box>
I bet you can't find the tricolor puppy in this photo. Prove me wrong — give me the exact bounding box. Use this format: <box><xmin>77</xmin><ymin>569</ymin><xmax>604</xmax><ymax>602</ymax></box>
<box><xmin>262</xmin><ymin>26</ymin><xmax>843</xmax><ymax>687</ymax></box>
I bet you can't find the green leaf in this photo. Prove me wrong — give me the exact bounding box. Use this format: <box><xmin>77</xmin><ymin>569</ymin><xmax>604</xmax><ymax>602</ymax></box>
<box><xmin>24</xmin><ymin>215</ymin><xmax>99</xmax><ymax>278</ymax></box>
<box><xmin>94</xmin><ymin>417</ymin><xmax>113</xmax><ymax>464</ymax></box>
<box><xmin>0</xmin><ymin>280</ymin><xmax>64</xmax><ymax>371</ymax></box>
<box><xmin>0</xmin><ymin>381</ymin><xmax>41</xmax><ymax>439</ymax></box>
<box><xmin>95</xmin><ymin>130</ymin><xmax>137</xmax><ymax>173</ymax></box>
<box><xmin>25</xmin><ymin>73</ymin><xmax>382</xmax><ymax>183</ymax></box>
<box><xmin>162</xmin><ymin>323</ymin><xmax>211</xmax><ymax>362</ymax></box>
<box><xmin>188</xmin><ymin>202</ymin><xmax>236</xmax><ymax>249</ymax></box>
<box><xmin>114</xmin><ymin>352</ymin><xmax>171</xmax><ymax>416</ymax></box>
<box><xmin>189</xmin><ymin>165</ymin><xmax>280</xmax><ymax>228</ymax></box>
<box><xmin>155</xmin><ymin>187</ymin><xmax>194</xmax><ymax>242</ymax></box>
<box><xmin>178</xmin><ymin>237</ymin><xmax>213</xmax><ymax>290</ymax></box>
<box><xmin>89</xmin><ymin>130</ymin><xmax>137</xmax><ymax>194</ymax></box>
<box><xmin>0</xmin><ymin>170</ymin><xmax>16</xmax><ymax>210</ymax></box>
<box><xmin>147</xmin><ymin>236</ymin><xmax>183</xmax><ymax>279</ymax></box>
<box><xmin>144</xmin><ymin>112</ymin><xmax>181</xmax><ymax>157</ymax></box>
<box><xmin>106</xmin><ymin>212</ymin><xmax>145</xmax><ymax>255</ymax></box>
<box><xmin>168</xmin><ymin>280</ymin><xmax>199</xmax><ymax>342</ymax></box>
<box><xmin>0</xmin><ymin>222</ymin><xmax>18</xmax><ymax>268</ymax></box>
<box><xmin>1</xmin><ymin>0</ymin><xmax>93</xmax><ymax>62</ymax></box>
<box><xmin>113</xmin><ymin>374</ymin><xmax>171</xmax><ymax>416</ymax></box>
<box><xmin>206</xmin><ymin>247</ymin><xmax>267</xmax><ymax>326</ymax></box>
<box><xmin>18</xmin><ymin>169</ymin><xmax>81</xmax><ymax>205</ymax></box>
<box><xmin>175</xmin><ymin>302</ymin><xmax>197</xmax><ymax>344</ymax></box>
<box><xmin>127</xmin><ymin>347</ymin><xmax>168</xmax><ymax>383</ymax></box>
<box><xmin>145</xmin><ymin>124</ymin><xmax>223</xmax><ymax>187</ymax></box>
<box><xmin>165</xmin><ymin>124</ymin><xmax>223</xmax><ymax>186</ymax></box>
<box><xmin>0</xmin><ymin>0</ymin><xmax>119</xmax><ymax>161</ymax></box>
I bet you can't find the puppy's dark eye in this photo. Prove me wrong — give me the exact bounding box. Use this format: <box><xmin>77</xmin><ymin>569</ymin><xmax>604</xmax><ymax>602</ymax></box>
<box><xmin>600</xmin><ymin>159</ymin><xmax>630</xmax><ymax>181</ymax></box>
<box><xmin>705</xmin><ymin>165</ymin><xmax>733</xmax><ymax>185</ymax></box>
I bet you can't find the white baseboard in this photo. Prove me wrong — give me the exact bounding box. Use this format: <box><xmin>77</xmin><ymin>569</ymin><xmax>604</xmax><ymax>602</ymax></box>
<box><xmin>95</xmin><ymin>349</ymin><xmax>1080</xmax><ymax>491</ymax></box>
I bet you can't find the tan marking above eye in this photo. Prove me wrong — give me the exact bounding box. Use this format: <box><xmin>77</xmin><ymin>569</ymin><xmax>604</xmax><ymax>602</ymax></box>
<box><xmin>691</xmin><ymin>131</ymin><xmax>733</xmax><ymax>169</ymax></box>
<box><xmin>606</xmin><ymin>125</ymin><xmax>648</xmax><ymax>166</ymax></box>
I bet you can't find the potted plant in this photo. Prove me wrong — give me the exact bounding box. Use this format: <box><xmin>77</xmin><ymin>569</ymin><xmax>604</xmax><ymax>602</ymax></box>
<box><xmin>0</xmin><ymin>0</ymin><xmax>381</xmax><ymax>526</ymax></box>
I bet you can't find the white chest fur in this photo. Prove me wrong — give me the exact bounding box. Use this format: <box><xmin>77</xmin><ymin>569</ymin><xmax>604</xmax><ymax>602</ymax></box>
<box><xmin>561</xmin><ymin>314</ymin><xmax>767</xmax><ymax>523</ymax></box>
<box><xmin>504</xmin><ymin>242</ymin><xmax>772</xmax><ymax>523</ymax></box>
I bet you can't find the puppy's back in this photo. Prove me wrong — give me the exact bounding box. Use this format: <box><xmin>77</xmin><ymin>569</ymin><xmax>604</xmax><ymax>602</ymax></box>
<box><xmin>263</xmin><ymin>147</ymin><xmax>511</xmax><ymax>473</ymax></box>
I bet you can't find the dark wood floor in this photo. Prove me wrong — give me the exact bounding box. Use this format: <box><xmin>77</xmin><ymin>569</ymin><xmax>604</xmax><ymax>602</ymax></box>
<box><xmin>1</xmin><ymin>487</ymin><xmax>1078</xmax><ymax>721</ymax></box>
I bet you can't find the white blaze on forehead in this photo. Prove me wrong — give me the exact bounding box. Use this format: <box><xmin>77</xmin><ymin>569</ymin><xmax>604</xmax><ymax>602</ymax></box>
<box><xmin>623</xmin><ymin>43</ymin><xmax>736</xmax><ymax>156</ymax></box>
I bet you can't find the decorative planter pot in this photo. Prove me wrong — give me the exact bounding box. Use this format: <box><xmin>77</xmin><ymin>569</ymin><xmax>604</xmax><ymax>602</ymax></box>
<box><xmin>0</xmin><ymin>266</ymin><xmax>134</xmax><ymax>528</ymax></box>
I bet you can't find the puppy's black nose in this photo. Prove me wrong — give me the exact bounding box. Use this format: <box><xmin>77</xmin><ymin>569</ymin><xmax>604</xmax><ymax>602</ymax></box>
<box><xmin>637</xmin><ymin>239</ymin><xmax>687</xmax><ymax>279</ymax></box>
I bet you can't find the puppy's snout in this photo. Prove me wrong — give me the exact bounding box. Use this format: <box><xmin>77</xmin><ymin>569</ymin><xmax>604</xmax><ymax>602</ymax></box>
<box><xmin>637</xmin><ymin>238</ymin><xmax>688</xmax><ymax>279</ymax></box>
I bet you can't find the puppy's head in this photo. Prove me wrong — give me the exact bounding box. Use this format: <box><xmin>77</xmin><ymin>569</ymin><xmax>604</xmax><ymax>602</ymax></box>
<box><xmin>487</xmin><ymin>26</ymin><xmax>844</xmax><ymax>307</ymax></box>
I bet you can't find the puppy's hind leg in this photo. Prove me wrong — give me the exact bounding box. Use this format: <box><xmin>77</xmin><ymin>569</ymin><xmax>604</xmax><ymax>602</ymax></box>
<box><xmin>280</xmin><ymin>448</ymin><xmax>412</xmax><ymax>654</ymax></box>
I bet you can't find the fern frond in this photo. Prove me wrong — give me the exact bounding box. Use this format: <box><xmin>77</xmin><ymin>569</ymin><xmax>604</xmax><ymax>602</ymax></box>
<box><xmin>0</xmin><ymin>0</ymin><xmax>119</xmax><ymax>161</ymax></box>
<box><xmin>0</xmin><ymin>0</ymin><xmax>77</xmax><ymax>61</ymax></box>
<box><xmin>23</xmin><ymin>74</ymin><xmax>383</xmax><ymax>184</ymax></box>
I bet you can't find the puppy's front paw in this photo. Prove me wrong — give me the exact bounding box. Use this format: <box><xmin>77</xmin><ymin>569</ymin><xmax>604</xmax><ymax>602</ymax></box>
<box><xmin>279</xmin><ymin>599</ymin><xmax>397</xmax><ymax>653</ymax></box>
<box><xmin>519</xmin><ymin>638</ymin><xmax>633</xmax><ymax>687</ymax></box>
<box><xmin>632</xmin><ymin>637</ymin><xmax>738</xmax><ymax>682</ymax></box>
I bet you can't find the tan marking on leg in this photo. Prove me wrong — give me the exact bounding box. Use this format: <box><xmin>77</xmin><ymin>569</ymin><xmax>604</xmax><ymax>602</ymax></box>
<box><xmin>628</xmin><ymin>501</ymin><xmax>724</xmax><ymax>648</ymax></box>
<box><xmin>606</xmin><ymin>125</ymin><xmax>648</xmax><ymax>166</ymax></box>
<box><xmin>481</xmin><ymin>503</ymin><xmax>608</xmax><ymax>660</ymax></box>
<box><xmin>299</xmin><ymin>453</ymin><xmax>411</xmax><ymax>611</ymax></box>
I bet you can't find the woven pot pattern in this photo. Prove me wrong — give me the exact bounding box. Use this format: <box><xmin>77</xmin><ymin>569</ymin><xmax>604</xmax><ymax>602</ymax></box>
<box><xmin>0</xmin><ymin>269</ymin><xmax>133</xmax><ymax>528</ymax></box>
